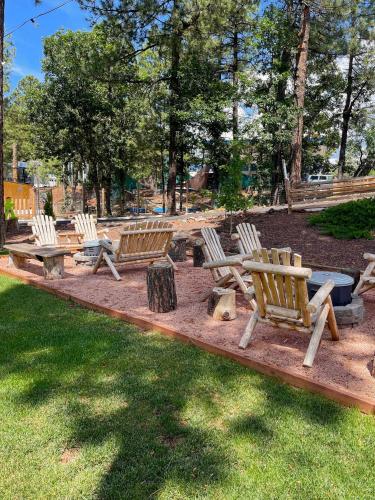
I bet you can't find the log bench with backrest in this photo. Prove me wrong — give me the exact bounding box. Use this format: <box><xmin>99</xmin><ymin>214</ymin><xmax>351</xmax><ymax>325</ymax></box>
<box><xmin>4</xmin><ymin>243</ymin><xmax>71</xmax><ymax>280</ymax></box>
<box><xmin>289</xmin><ymin>176</ymin><xmax>375</xmax><ymax>209</ymax></box>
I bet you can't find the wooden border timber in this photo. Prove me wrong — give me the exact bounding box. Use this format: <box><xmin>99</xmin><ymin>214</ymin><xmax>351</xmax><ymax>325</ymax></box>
<box><xmin>289</xmin><ymin>176</ymin><xmax>375</xmax><ymax>210</ymax></box>
<box><xmin>0</xmin><ymin>264</ymin><xmax>374</xmax><ymax>415</ymax></box>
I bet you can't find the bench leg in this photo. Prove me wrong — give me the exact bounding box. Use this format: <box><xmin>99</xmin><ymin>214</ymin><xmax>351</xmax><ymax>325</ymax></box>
<box><xmin>43</xmin><ymin>255</ymin><xmax>65</xmax><ymax>280</ymax></box>
<box><xmin>8</xmin><ymin>254</ymin><xmax>26</xmax><ymax>269</ymax></box>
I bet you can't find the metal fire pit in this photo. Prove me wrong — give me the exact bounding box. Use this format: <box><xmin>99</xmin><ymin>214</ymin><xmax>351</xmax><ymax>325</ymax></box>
<box><xmin>307</xmin><ymin>271</ymin><xmax>364</xmax><ymax>326</ymax></box>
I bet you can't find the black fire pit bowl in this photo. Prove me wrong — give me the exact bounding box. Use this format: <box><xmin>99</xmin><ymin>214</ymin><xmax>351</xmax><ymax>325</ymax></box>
<box><xmin>307</xmin><ymin>271</ymin><xmax>354</xmax><ymax>307</ymax></box>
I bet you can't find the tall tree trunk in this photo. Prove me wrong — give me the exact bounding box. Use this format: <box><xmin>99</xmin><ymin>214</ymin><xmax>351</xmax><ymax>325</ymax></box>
<box><xmin>0</xmin><ymin>0</ymin><xmax>5</xmax><ymax>248</ymax></box>
<box><xmin>105</xmin><ymin>176</ymin><xmax>112</xmax><ymax>216</ymax></box>
<box><xmin>337</xmin><ymin>53</ymin><xmax>354</xmax><ymax>179</ymax></box>
<box><xmin>91</xmin><ymin>166</ymin><xmax>101</xmax><ymax>218</ymax></box>
<box><xmin>178</xmin><ymin>144</ymin><xmax>184</xmax><ymax>212</ymax></box>
<box><xmin>12</xmin><ymin>143</ymin><xmax>18</xmax><ymax>181</ymax></box>
<box><xmin>82</xmin><ymin>182</ymin><xmax>87</xmax><ymax>214</ymax></box>
<box><xmin>290</xmin><ymin>2</ymin><xmax>310</xmax><ymax>185</ymax></box>
<box><xmin>270</xmin><ymin>44</ymin><xmax>292</xmax><ymax>201</ymax></box>
<box><xmin>232</xmin><ymin>31</ymin><xmax>239</xmax><ymax>142</ymax></box>
<box><xmin>167</xmin><ymin>1</ymin><xmax>181</xmax><ymax>215</ymax></box>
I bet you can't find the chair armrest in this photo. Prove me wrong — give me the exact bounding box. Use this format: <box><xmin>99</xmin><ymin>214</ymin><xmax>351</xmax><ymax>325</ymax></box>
<box><xmin>203</xmin><ymin>255</ymin><xmax>244</xmax><ymax>269</ymax></box>
<box><xmin>58</xmin><ymin>230</ymin><xmax>80</xmax><ymax>237</ymax></box>
<box><xmin>97</xmin><ymin>228</ymin><xmax>110</xmax><ymax>238</ymax></box>
<box><xmin>363</xmin><ymin>253</ymin><xmax>375</xmax><ymax>262</ymax></box>
<box><xmin>99</xmin><ymin>239</ymin><xmax>115</xmax><ymax>252</ymax></box>
<box><xmin>307</xmin><ymin>279</ymin><xmax>335</xmax><ymax>313</ymax></box>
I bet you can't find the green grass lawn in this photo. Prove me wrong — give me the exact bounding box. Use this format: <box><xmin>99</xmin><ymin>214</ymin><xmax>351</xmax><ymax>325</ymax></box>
<box><xmin>1</xmin><ymin>275</ymin><xmax>375</xmax><ymax>499</ymax></box>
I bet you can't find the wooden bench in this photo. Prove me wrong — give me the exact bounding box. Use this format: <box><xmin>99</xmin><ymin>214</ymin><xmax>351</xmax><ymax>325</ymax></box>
<box><xmin>4</xmin><ymin>243</ymin><xmax>71</xmax><ymax>280</ymax></box>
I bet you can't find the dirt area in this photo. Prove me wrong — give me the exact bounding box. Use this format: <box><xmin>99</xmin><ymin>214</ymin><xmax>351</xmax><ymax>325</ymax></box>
<box><xmin>212</xmin><ymin>211</ymin><xmax>375</xmax><ymax>271</ymax></box>
<box><xmin>5</xmin><ymin>209</ymin><xmax>375</xmax><ymax>271</ymax></box>
<box><xmin>1</xmin><ymin>257</ymin><xmax>375</xmax><ymax>407</ymax></box>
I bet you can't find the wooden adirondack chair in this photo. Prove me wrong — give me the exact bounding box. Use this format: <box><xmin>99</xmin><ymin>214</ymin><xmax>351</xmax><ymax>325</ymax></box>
<box><xmin>232</xmin><ymin>223</ymin><xmax>262</xmax><ymax>254</ymax></box>
<box><xmin>93</xmin><ymin>220</ymin><xmax>176</xmax><ymax>281</ymax></box>
<box><xmin>72</xmin><ymin>213</ymin><xmax>109</xmax><ymax>242</ymax></box>
<box><xmin>353</xmin><ymin>253</ymin><xmax>375</xmax><ymax>296</ymax></box>
<box><xmin>200</xmin><ymin>227</ymin><xmax>254</xmax><ymax>301</ymax></box>
<box><xmin>28</xmin><ymin>215</ymin><xmax>81</xmax><ymax>249</ymax></box>
<box><xmin>239</xmin><ymin>249</ymin><xmax>339</xmax><ymax>368</ymax></box>
<box><xmin>232</xmin><ymin>222</ymin><xmax>291</xmax><ymax>255</ymax></box>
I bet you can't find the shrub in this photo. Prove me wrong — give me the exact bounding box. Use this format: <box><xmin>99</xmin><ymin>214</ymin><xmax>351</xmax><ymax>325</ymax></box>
<box><xmin>44</xmin><ymin>191</ymin><xmax>55</xmax><ymax>219</ymax></box>
<box><xmin>309</xmin><ymin>197</ymin><xmax>375</xmax><ymax>239</ymax></box>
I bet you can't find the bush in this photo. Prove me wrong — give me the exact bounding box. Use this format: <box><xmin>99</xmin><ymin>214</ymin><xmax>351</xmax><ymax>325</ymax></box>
<box><xmin>44</xmin><ymin>191</ymin><xmax>55</xmax><ymax>219</ymax></box>
<box><xmin>309</xmin><ymin>197</ymin><xmax>375</xmax><ymax>239</ymax></box>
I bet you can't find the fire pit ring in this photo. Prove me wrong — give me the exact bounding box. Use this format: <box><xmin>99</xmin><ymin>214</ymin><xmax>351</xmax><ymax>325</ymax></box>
<box><xmin>307</xmin><ymin>271</ymin><xmax>364</xmax><ymax>326</ymax></box>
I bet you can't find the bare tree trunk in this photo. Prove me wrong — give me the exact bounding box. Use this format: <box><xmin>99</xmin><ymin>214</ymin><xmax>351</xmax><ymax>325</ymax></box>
<box><xmin>337</xmin><ymin>53</ymin><xmax>354</xmax><ymax>179</ymax></box>
<box><xmin>232</xmin><ymin>31</ymin><xmax>239</xmax><ymax>141</ymax></box>
<box><xmin>167</xmin><ymin>0</ymin><xmax>181</xmax><ymax>215</ymax></box>
<box><xmin>105</xmin><ymin>177</ymin><xmax>112</xmax><ymax>216</ymax></box>
<box><xmin>0</xmin><ymin>0</ymin><xmax>5</xmax><ymax>248</ymax></box>
<box><xmin>12</xmin><ymin>143</ymin><xmax>18</xmax><ymax>181</ymax></box>
<box><xmin>290</xmin><ymin>2</ymin><xmax>310</xmax><ymax>185</ymax></box>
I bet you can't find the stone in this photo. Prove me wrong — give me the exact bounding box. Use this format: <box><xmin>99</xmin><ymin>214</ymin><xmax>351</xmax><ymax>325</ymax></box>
<box><xmin>333</xmin><ymin>295</ymin><xmax>364</xmax><ymax>326</ymax></box>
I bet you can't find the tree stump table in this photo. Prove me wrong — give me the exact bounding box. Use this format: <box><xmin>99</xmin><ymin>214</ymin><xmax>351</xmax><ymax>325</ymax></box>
<box><xmin>4</xmin><ymin>243</ymin><xmax>71</xmax><ymax>280</ymax></box>
<box><xmin>168</xmin><ymin>235</ymin><xmax>188</xmax><ymax>262</ymax></box>
<box><xmin>193</xmin><ymin>238</ymin><xmax>205</xmax><ymax>267</ymax></box>
<box><xmin>207</xmin><ymin>287</ymin><xmax>237</xmax><ymax>321</ymax></box>
<box><xmin>147</xmin><ymin>262</ymin><xmax>177</xmax><ymax>313</ymax></box>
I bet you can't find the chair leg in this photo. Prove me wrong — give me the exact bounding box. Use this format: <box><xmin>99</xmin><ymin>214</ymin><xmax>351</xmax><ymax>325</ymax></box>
<box><xmin>92</xmin><ymin>248</ymin><xmax>104</xmax><ymax>274</ymax></box>
<box><xmin>166</xmin><ymin>254</ymin><xmax>178</xmax><ymax>271</ymax></box>
<box><xmin>326</xmin><ymin>296</ymin><xmax>339</xmax><ymax>341</ymax></box>
<box><xmin>103</xmin><ymin>252</ymin><xmax>122</xmax><ymax>281</ymax></box>
<box><xmin>239</xmin><ymin>310</ymin><xmax>259</xmax><ymax>349</ymax></box>
<box><xmin>303</xmin><ymin>303</ymin><xmax>330</xmax><ymax>368</ymax></box>
<box><xmin>353</xmin><ymin>262</ymin><xmax>375</xmax><ymax>295</ymax></box>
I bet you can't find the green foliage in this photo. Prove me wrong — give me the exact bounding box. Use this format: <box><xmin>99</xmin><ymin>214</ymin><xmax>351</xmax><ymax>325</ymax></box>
<box><xmin>218</xmin><ymin>153</ymin><xmax>253</xmax><ymax>213</ymax></box>
<box><xmin>44</xmin><ymin>191</ymin><xmax>55</xmax><ymax>219</ymax></box>
<box><xmin>309</xmin><ymin>198</ymin><xmax>375</xmax><ymax>239</ymax></box>
<box><xmin>4</xmin><ymin>199</ymin><xmax>17</xmax><ymax>220</ymax></box>
<box><xmin>2</xmin><ymin>275</ymin><xmax>375</xmax><ymax>497</ymax></box>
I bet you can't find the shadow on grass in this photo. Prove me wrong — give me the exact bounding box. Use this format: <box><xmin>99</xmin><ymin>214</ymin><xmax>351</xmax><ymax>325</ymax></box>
<box><xmin>0</xmin><ymin>277</ymin><xmax>347</xmax><ymax>497</ymax></box>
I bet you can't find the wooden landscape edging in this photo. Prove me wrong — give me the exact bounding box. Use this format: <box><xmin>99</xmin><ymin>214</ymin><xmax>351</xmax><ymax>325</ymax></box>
<box><xmin>0</xmin><ymin>264</ymin><xmax>374</xmax><ymax>415</ymax></box>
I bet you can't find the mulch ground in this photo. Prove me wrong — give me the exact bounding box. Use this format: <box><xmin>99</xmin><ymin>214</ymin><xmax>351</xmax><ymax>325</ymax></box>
<box><xmin>213</xmin><ymin>210</ymin><xmax>375</xmax><ymax>271</ymax></box>
<box><xmin>1</xmin><ymin>257</ymin><xmax>375</xmax><ymax>411</ymax></box>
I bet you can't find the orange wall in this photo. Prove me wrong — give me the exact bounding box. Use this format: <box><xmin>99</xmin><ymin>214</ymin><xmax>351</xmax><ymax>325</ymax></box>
<box><xmin>4</xmin><ymin>181</ymin><xmax>35</xmax><ymax>219</ymax></box>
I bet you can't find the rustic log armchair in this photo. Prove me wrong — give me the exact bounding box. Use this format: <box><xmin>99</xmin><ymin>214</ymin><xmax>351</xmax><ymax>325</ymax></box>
<box><xmin>200</xmin><ymin>227</ymin><xmax>255</xmax><ymax>301</ymax></box>
<box><xmin>239</xmin><ymin>253</ymin><xmax>339</xmax><ymax>368</ymax></box>
<box><xmin>353</xmin><ymin>253</ymin><xmax>375</xmax><ymax>296</ymax></box>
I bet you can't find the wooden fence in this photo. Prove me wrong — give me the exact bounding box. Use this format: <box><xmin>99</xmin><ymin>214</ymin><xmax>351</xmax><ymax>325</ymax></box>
<box><xmin>289</xmin><ymin>176</ymin><xmax>375</xmax><ymax>207</ymax></box>
<box><xmin>4</xmin><ymin>181</ymin><xmax>35</xmax><ymax>219</ymax></box>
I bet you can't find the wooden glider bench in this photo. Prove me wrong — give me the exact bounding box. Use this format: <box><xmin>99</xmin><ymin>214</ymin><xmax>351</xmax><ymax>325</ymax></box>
<box><xmin>4</xmin><ymin>243</ymin><xmax>71</xmax><ymax>280</ymax></box>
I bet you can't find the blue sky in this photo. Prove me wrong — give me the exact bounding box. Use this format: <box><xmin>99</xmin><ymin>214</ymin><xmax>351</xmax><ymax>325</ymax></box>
<box><xmin>6</xmin><ymin>0</ymin><xmax>90</xmax><ymax>90</ymax></box>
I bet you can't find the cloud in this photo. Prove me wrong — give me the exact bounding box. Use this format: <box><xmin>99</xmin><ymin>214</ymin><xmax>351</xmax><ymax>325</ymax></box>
<box><xmin>10</xmin><ymin>63</ymin><xmax>43</xmax><ymax>81</ymax></box>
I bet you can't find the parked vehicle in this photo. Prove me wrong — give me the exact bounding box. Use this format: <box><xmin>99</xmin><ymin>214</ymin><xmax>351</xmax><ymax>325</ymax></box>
<box><xmin>307</xmin><ymin>174</ymin><xmax>333</xmax><ymax>183</ymax></box>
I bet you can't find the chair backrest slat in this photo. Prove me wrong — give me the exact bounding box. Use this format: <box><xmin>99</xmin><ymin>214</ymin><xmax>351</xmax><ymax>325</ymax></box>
<box><xmin>244</xmin><ymin>253</ymin><xmax>312</xmax><ymax>322</ymax></box>
<box><xmin>236</xmin><ymin>223</ymin><xmax>262</xmax><ymax>254</ymax></box>
<box><xmin>201</xmin><ymin>228</ymin><xmax>231</xmax><ymax>279</ymax></box>
<box><xmin>74</xmin><ymin>213</ymin><xmax>98</xmax><ymax>242</ymax></box>
<box><xmin>30</xmin><ymin>215</ymin><xmax>57</xmax><ymax>246</ymax></box>
<box><xmin>118</xmin><ymin>221</ymin><xmax>173</xmax><ymax>257</ymax></box>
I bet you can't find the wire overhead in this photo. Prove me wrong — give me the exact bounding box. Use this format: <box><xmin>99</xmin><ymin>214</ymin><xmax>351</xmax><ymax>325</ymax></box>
<box><xmin>5</xmin><ymin>0</ymin><xmax>74</xmax><ymax>38</ymax></box>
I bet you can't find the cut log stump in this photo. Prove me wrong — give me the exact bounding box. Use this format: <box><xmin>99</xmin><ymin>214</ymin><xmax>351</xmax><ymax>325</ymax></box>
<box><xmin>147</xmin><ymin>262</ymin><xmax>177</xmax><ymax>313</ymax></box>
<box><xmin>193</xmin><ymin>238</ymin><xmax>205</xmax><ymax>267</ymax></box>
<box><xmin>42</xmin><ymin>255</ymin><xmax>65</xmax><ymax>280</ymax></box>
<box><xmin>207</xmin><ymin>287</ymin><xmax>237</xmax><ymax>321</ymax></box>
<box><xmin>168</xmin><ymin>235</ymin><xmax>187</xmax><ymax>262</ymax></box>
